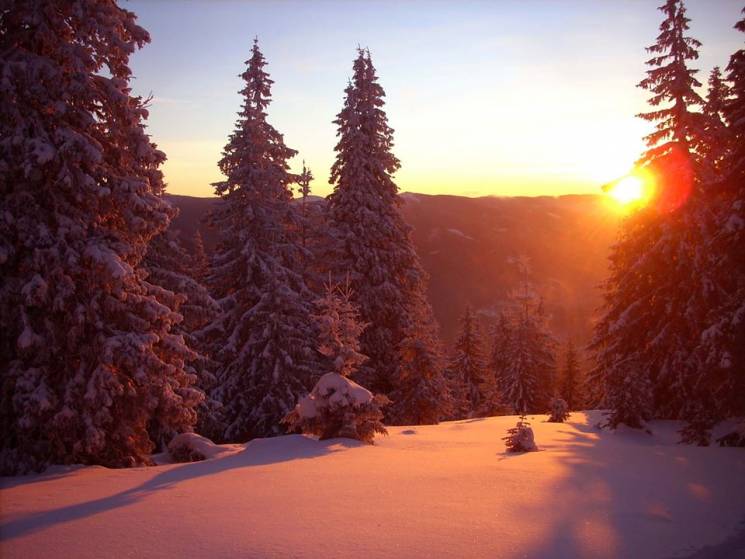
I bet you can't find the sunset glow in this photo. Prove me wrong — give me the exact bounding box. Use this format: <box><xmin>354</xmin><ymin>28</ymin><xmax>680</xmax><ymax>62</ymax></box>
<box><xmin>604</xmin><ymin>168</ymin><xmax>656</xmax><ymax>210</ymax></box>
<box><xmin>610</xmin><ymin>175</ymin><xmax>645</xmax><ymax>204</ymax></box>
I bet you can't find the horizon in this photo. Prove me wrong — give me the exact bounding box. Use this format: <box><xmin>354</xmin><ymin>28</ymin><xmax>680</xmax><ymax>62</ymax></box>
<box><xmin>129</xmin><ymin>0</ymin><xmax>743</xmax><ymax>199</ymax></box>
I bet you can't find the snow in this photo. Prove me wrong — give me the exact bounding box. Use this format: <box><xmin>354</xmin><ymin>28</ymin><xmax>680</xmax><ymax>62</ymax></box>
<box><xmin>296</xmin><ymin>372</ymin><xmax>373</xmax><ymax>419</ymax></box>
<box><xmin>446</xmin><ymin>228</ymin><xmax>475</xmax><ymax>240</ymax></box>
<box><xmin>164</xmin><ymin>433</ymin><xmax>239</xmax><ymax>463</ymax></box>
<box><xmin>2</xmin><ymin>411</ymin><xmax>745</xmax><ymax>559</ymax></box>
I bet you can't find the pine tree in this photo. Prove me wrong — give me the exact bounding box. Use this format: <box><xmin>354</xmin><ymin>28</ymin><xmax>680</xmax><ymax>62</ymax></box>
<box><xmin>446</xmin><ymin>307</ymin><xmax>490</xmax><ymax>419</ymax></box>
<box><xmin>191</xmin><ymin>230</ymin><xmax>210</xmax><ymax>284</ymax></box>
<box><xmin>591</xmin><ymin>0</ymin><xmax>711</xmax><ymax>431</ymax></box>
<box><xmin>701</xmin><ymin>66</ymin><xmax>732</xmax><ymax>177</ymax></box>
<box><xmin>693</xmin><ymin>9</ymin><xmax>745</xmax><ymax>441</ymax></box>
<box><xmin>325</xmin><ymin>48</ymin><xmax>437</xmax><ymax>399</ymax></box>
<box><xmin>143</xmin><ymin>227</ymin><xmax>220</xmax><ymax>445</ymax></box>
<box><xmin>486</xmin><ymin>312</ymin><xmax>511</xmax><ymax>415</ymax></box>
<box><xmin>0</xmin><ymin>0</ymin><xmax>201</xmax><ymax>473</ymax></box>
<box><xmin>548</xmin><ymin>397</ymin><xmax>570</xmax><ymax>423</ymax></box>
<box><xmin>203</xmin><ymin>40</ymin><xmax>320</xmax><ymax>442</ymax></box>
<box><xmin>501</xmin><ymin>282</ymin><xmax>556</xmax><ymax>415</ymax></box>
<box><xmin>503</xmin><ymin>415</ymin><xmax>538</xmax><ymax>453</ymax></box>
<box><xmin>283</xmin><ymin>280</ymin><xmax>388</xmax><ymax>444</ymax></box>
<box><xmin>637</xmin><ymin>0</ymin><xmax>706</xmax><ymax>168</ymax></box>
<box><xmin>389</xmin><ymin>298</ymin><xmax>452</xmax><ymax>425</ymax></box>
<box><xmin>559</xmin><ymin>339</ymin><xmax>581</xmax><ymax>411</ymax></box>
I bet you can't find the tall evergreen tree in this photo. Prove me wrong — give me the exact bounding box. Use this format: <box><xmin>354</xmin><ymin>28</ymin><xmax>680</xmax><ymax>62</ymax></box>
<box><xmin>202</xmin><ymin>40</ymin><xmax>319</xmax><ymax>442</ymax></box>
<box><xmin>693</xmin><ymin>9</ymin><xmax>745</xmax><ymax>436</ymax></box>
<box><xmin>0</xmin><ymin>0</ymin><xmax>201</xmax><ymax>473</ymax></box>
<box><xmin>446</xmin><ymin>307</ymin><xmax>490</xmax><ymax>419</ymax></box>
<box><xmin>501</xmin><ymin>292</ymin><xmax>556</xmax><ymax>415</ymax></box>
<box><xmin>558</xmin><ymin>339</ymin><xmax>581</xmax><ymax>411</ymax></box>
<box><xmin>486</xmin><ymin>312</ymin><xmax>511</xmax><ymax>415</ymax></box>
<box><xmin>389</xmin><ymin>297</ymin><xmax>452</xmax><ymax>425</ymax></box>
<box><xmin>191</xmin><ymin>230</ymin><xmax>210</xmax><ymax>284</ymax></box>
<box><xmin>591</xmin><ymin>0</ymin><xmax>710</xmax><ymax>430</ymax></box>
<box><xmin>326</xmin><ymin>49</ymin><xmax>440</xmax><ymax>399</ymax></box>
<box><xmin>143</xmin><ymin>227</ymin><xmax>220</xmax><ymax>444</ymax></box>
<box><xmin>701</xmin><ymin>66</ymin><xmax>732</xmax><ymax>177</ymax></box>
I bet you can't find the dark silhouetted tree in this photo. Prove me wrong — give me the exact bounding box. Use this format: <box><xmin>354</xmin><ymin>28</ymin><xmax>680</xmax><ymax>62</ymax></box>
<box><xmin>0</xmin><ymin>0</ymin><xmax>201</xmax><ymax>473</ymax></box>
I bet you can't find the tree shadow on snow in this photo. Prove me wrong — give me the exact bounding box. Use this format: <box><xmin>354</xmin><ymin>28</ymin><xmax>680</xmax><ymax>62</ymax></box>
<box><xmin>511</xmin><ymin>412</ymin><xmax>745</xmax><ymax>559</ymax></box>
<box><xmin>0</xmin><ymin>435</ymin><xmax>360</xmax><ymax>542</ymax></box>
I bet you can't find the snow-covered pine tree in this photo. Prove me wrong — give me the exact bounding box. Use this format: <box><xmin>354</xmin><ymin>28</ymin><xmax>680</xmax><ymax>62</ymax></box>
<box><xmin>283</xmin><ymin>280</ymin><xmax>388</xmax><ymax>443</ymax></box>
<box><xmin>388</xmin><ymin>296</ymin><xmax>452</xmax><ymax>425</ymax></box>
<box><xmin>694</xmin><ymin>8</ymin><xmax>745</xmax><ymax>443</ymax></box>
<box><xmin>548</xmin><ymin>397</ymin><xmax>570</xmax><ymax>423</ymax></box>
<box><xmin>503</xmin><ymin>415</ymin><xmax>538</xmax><ymax>453</ymax></box>
<box><xmin>325</xmin><ymin>48</ymin><xmax>436</xmax><ymax>399</ymax></box>
<box><xmin>202</xmin><ymin>40</ymin><xmax>320</xmax><ymax>443</ymax></box>
<box><xmin>559</xmin><ymin>339</ymin><xmax>581</xmax><ymax>411</ymax></box>
<box><xmin>143</xmin><ymin>226</ymin><xmax>221</xmax><ymax>445</ymax></box>
<box><xmin>446</xmin><ymin>306</ymin><xmax>491</xmax><ymax>419</ymax></box>
<box><xmin>191</xmin><ymin>230</ymin><xmax>210</xmax><ymax>284</ymax></box>
<box><xmin>591</xmin><ymin>0</ymin><xmax>712</xmax><ymax>432</ymax></box>
<box><xmin>485</xmin><ymin>312</ymin><xmax>511</xmax><ymax>416</ymax></box>
<box><xmin>0</xmin><ymin>0</ymin><xmax>202</xmax><ymax>473</ymax></box>
<box><xmin>501</xmin><ymin>284</ymin><xmax>556</xmax><ymax>415</ymax></box>
<box><xmin>700</xmin><ymin>66</ymin><xmax>732</xmax><ymax>179</ymax></box>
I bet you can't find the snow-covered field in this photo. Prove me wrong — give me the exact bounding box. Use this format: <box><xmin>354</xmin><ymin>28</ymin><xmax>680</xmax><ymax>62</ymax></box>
<box><xmin>2</xmin><ymin>411</ymin><xmax>744</xmax><ymax>559</ymax></box>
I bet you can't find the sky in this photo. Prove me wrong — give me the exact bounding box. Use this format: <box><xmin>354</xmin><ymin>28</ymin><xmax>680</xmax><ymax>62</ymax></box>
<box><xmin>127</xmin><ymin>0</ymin><xmax>743</xmax><ymax>199</ymax></box>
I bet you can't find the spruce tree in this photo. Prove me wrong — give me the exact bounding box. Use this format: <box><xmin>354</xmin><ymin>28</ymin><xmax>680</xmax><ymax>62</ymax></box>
<box><xmin>446</xmin><ymin>307</ymin><xmax>490</xmax><ymax>419</ymax></box>
<box><xmin>0</xmin><ymin>0</ymin><xmax>201</xmax><ymax>473</ymax></box>
<box><xmin>143</xmin><ymin>227</ymin><xmax>221</xmax><ymax>444</ymax></box>
<box><xmin>203</xmin><ymin>40</ymin><xmax>319</xmax><ymax>442</ymax></box>
<box><xmin>701</xmin><ymin>67</ymin><xmax>732</xmax><ymax>177</ymax></box>
<box><xmin>559</xmin><ymin>339</ymin><xmax>581</xmax><ymax>411</ymax></box>
<box><xmin>191</xmin><ymin>230</ymin><xmax>210</xmax><ymax>284</ymax></box>
<box><xmin>389</xmin><ymin>298</ymin><xmax>452</xmax><ymax>425</ymax></box>
<box><xmin>283</xmin><ymin>280</ymin><xmax>388</xmax><ymax>444</ymax></box>
<box><xmin>501</xmin><ymin>292</ymin><xmax>556</xmax><ymax>415</ymax></box>
<box><xmin>326</xmin><ymin>48</ymin><xmax>439</xmax><ymax>400</ymax></box>
<box><xmin>694</xmin><ymin>9</ymin><xmax>745</xmax><ymax>439</ymax></box>
<box><xmin>591</xmin><ymin>0</ymin><xmax>710</xmax><ymax>431</ymax></box>
<box><xmin>486</xmin><ymin>312</ymin><xmax>511</xmax><ymax>415</ymax></box>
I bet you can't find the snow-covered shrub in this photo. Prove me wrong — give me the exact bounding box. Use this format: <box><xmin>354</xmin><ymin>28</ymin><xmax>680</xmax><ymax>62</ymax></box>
<box><xmin>503</xmin><ymin>416</ymin><xmax>538</xmax><ymax>452</ymax></box>
<box><xmin>167</xmin><ymin>433</ymin><xmax>221</xmax><ymax>463</ymax></box>
<box><xmin>547</xmin><ymin>397</ymin><xmax>570</xmax><ymax>423</ymax></box>
<box><xmin>284</xmin><ymin>281</ymin><xmax>388</xmax><ymax>443</ymax></box>
<box><xmin>283</xmin><ymin>373</ymin><xmax>389</xmax><ymax>444</ymax></box>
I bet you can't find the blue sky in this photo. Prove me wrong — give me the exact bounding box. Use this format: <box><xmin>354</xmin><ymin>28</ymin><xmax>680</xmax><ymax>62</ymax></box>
<box><xmin>127</xmin><ymin>0</ymin><xmax>744</xmax><ymax>198</ymax></box>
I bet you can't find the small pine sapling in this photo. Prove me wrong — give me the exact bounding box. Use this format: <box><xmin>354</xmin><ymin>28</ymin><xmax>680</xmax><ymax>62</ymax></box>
<box><xmin>547</xmin><ymin>397</ymin><xmax>570</xmax><ymax>423</ymax></box>
<box><xmin>503</xmin><ymin>415</ymin><xmax>538</xmax><ymax>453</ymax></box>
<box><xmin>283</xmin><ymin>280</ymin><xmax>388</xmax><ymax>443</ymax></box>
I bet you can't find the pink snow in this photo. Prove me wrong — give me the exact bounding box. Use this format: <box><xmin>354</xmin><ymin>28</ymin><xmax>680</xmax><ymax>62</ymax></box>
<box><xmin>296</xmin><ymin>372</ymin><xmax>373</xmax><ymax>419</ymax></box>
<box><xmin>2</xmin><ymin>411</ymin><xmax>745</xmax><ymax>559</ymax></box>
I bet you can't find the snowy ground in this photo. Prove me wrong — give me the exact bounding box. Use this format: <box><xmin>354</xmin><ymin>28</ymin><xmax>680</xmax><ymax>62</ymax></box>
<box><xmin>2</xmin><ymin>411</ymin><xmax>745</xmax><ymax>559</ymax></box>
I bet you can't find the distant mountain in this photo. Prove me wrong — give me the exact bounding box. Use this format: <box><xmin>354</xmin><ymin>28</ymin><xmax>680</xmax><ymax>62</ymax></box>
<box><xmin>166</xmin><ymin>192</ymin><xmax>620</xmax><ymax>349</ymax></box>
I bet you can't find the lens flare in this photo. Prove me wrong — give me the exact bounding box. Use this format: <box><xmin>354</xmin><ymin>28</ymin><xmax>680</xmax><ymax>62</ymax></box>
<box><xmin>609</xmin><ymin>175</ymin><xmax>644</xmax><ymax>204</ymax></box>
<box><xmin>604</xmin><ymin>169</ymin><xmax>655</xmax><ymax>210</ymax></box>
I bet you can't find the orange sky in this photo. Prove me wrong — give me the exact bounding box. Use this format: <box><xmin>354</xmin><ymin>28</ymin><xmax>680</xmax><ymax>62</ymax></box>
<box><xmin>129</xmin><ymin>1</ymin><xmax>743</xmax><ymax>199</ymax></box>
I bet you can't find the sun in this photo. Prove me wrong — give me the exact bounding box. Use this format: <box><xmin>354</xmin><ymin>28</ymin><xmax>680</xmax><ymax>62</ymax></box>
<box><xmin>609</xmin><ymin>175</ymin><xmax>645</xmax><ymax>204</ymax></box>
<box><xmin>604</xmin><ymin>169</ymin><xmax>655</xmax><ymax>209</ymax></box>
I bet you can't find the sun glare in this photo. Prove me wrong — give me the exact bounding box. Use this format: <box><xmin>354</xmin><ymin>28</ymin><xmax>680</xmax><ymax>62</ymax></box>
<box><xmin>610</xmin><ymin>175</ymin><xmax>644</xmax><ymax>204</ymax></box>
<box><xmin>604</xmin><ymin>169</ymin><xmax>655</xmax><ymax>210</ymax></box>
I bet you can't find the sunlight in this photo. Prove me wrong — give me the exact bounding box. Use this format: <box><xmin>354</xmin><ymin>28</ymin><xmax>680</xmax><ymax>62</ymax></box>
<box><xmin>610</xmin><ymin>175</ymin><xmax>644</xmax><ymax>204</ymax></box>
<box><xmin>604</xmin><ymin>169</ymin><xmax>654</xmax><ymax>210</ymax></box>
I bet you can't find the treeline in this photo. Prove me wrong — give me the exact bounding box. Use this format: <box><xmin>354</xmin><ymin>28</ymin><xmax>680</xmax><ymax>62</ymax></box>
<box><xmin>2</xmin><ymin>1</ymin><xmax>540</xmax><ymax>474</ymax></box>
<box><xmin>589</xmin><ymin>1</ymin><xmax>745</xmax><ymax>445</ymax></box>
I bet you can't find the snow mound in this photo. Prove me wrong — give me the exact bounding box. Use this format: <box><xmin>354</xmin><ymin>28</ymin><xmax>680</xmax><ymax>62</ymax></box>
<box><xmin>166</xmin><ymin>433</ymin><xmax>238</xmax><ymax>463</ymax></box>
<box><xmin>298</xmin><ymin>372</ymin><xmax>373</xmax><ymax>418</ymax></box>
